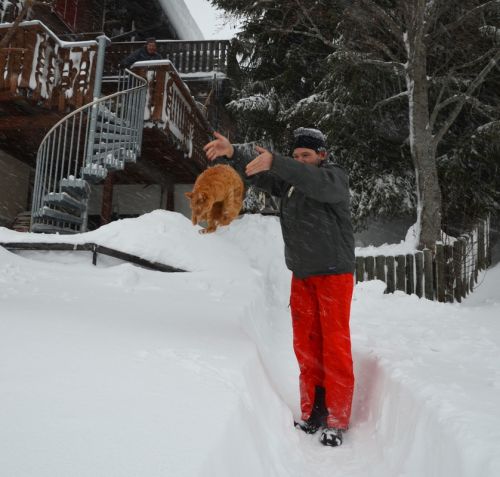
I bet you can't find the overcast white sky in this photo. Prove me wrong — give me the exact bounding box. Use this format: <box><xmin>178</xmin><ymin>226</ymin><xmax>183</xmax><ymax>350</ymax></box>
<box><xmin>183</xmin><ymin>0</ymin><xmax>241</xmax><ymax>39</ymax></box>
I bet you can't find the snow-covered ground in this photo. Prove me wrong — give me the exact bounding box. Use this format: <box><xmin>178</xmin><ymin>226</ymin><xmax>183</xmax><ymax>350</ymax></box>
<box><xmin>1</xmin><ymin>211</ymin><xmax>499</xmax><ymax>476</ymax></box>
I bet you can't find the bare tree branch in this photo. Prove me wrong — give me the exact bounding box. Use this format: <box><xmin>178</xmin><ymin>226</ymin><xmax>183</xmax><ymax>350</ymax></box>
<box><xmin>358</xmin><ymin>58</ymin><xmax>406</xmax><ymax>72</ymax></box>
<box><xmin>434</xmin><ymin>1</ymin><xmax>500</xmax><ymax>38</ymax></box>
<box><xmin>454</xmin><ymin>47</ymin><xmax>498</xmax><ymax>70</ymax></box>
<box><xmin>293</xmin><ymin>0</ymin><xmax>333</xmax><ymax>48</ymax></box>
<box><xmin>361</xmin><ymin>34</ymin><xmax>402</xmax><ymax>63</ymax></box>
<box><xmin>466</xmin><ymin>96</ymin><xmax>499</xmax><ymax>120</ymax></box>
<box><xmin>356</xmin><ymin>0</ymin><xmax>404</xmax><ymax>42</ymax></box>
<box><xmin>267</xmin><ymin>21</ymin><xmax>335</xmax><ymax>48</ymax></box>
<box><xmin>433</xmin><ymin>48</ymin><xmax>500</xmax><ymax>145</ymax></box>
<box><xmin>373</xmin><ymin>91</ymin><xmax>408</xmax><ymax>110</ymax></box>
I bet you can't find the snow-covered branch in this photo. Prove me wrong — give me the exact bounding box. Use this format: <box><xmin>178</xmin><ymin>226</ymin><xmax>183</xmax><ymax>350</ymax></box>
<box><xmin>293</xmin><ymin>0</ymin><xmax>333</xmax><ymax>48</ymax></box>
<box><xmin>267</xmin><ymin>27</ymin><xmax>334</xmax><ymax>48</ymax></box>
<box><xmin>434</xmin><ymin>1</ymin><xmax>500</xmax><ymax>38</ymax></box>
<box><xmin>373</xmin><ymin>91</ymin><xmax>408</xmax><ymax>110</ymax></box>
<box><xmin>354</xmin><ymin>0</ymin><xmax>403</xmax><ymax>42</ymax></box>
<box><xmin>359</xmin><ymin>58</ymin><xmax>406</xmax><ymax>71</ymax></box>
<box><xmin>362</xmin><ymin>34</ymin><xmax>402</xmax><ymax>63</ymax></box>
<box><xmin>433</xmin><ymin>48</ymin><xmax>500</xmax><ymax>145</ymax></box>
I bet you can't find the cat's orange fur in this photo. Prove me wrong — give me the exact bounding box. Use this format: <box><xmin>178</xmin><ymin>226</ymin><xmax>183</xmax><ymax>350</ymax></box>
<box><xmin>185</xmin><ymin>164</ymin><xmax>244</xmax><ymax>234</ymax></box>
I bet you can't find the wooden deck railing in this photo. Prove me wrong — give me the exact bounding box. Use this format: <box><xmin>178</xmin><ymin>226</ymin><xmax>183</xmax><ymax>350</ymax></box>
<box><xmin>0</xmin><ymin>21</ymin><xmax>98</xmax><ymax>110</ymax></box>
<box><xmin>132</xmin><ymin>60</ymin><xmax>211</xmax><ymax>170</ymax></box>
<box><xmin>106</xmin><ymin>40</ymin><xmax>231</xmax><ymax>76</ymax></box>
<box><xmin>0</xmin><ymin>0</ymin><xmax>23</xmax><ymax>24</ymax></box>
<box><xmin>355</xmin><ymin>219</ymin><xmax>491</xmax><ymax>303</ymax></box>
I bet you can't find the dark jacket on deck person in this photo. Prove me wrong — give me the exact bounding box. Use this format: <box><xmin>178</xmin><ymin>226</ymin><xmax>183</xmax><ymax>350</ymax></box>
<box><xmin>120</xmin><ymin>44</ymin><xmax>162</xmax><ymax>69</ymax></box>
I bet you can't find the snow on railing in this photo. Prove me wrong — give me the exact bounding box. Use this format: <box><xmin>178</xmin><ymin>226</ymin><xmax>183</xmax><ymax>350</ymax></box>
<box><xmin>0</xmin><ymin>20</ymin><xmax>98</xmax><ymax>110</ymax></box>
<box><xmin>131</xmin><ymin>59</ymin><xmax>211</xmax><ymax>170</ymax></box>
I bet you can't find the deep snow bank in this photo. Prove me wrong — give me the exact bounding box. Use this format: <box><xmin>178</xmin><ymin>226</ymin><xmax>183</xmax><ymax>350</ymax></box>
<box><xmin>0</xmin><ymin>215</ymin><xmax>304</xmax><ymax>476</ymax></box>
<box><xmin>0</xmin><ymin>211</ymin><xmax>249</xmax><ymax>274</ymax></box>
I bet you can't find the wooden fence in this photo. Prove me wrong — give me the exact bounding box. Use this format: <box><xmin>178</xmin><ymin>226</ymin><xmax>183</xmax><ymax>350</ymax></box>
<box><xmin>355</xmin><ymin>219</ymin><xmax>491</xmax><ymax>303</ymax></box>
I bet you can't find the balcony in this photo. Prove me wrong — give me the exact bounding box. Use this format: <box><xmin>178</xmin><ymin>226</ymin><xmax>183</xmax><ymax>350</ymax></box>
<box><xmin>105</xmin><ymin>39</ymin><xmax>232</xmax><ymax>78</ymax></box>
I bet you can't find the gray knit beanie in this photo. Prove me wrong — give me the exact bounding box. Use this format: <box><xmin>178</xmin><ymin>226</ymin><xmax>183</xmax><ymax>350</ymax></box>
<box><xmin>292</xmin><ymin>127</ymin><xmax>327</xmax><ymax>152</ymax></box>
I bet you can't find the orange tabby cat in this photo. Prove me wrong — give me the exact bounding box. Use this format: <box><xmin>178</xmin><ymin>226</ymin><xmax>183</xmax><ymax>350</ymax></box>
<box><xmin>185</xmin><ymin>164</ymin><xmax>244</xmax><ymax>234</ymax></box>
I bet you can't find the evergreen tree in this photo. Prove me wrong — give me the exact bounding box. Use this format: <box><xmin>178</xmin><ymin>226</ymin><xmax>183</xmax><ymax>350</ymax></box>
<box><xmin>213</xmin><ymin>0</ymin><xmax>500</xmax><ymax>240</ymax></box>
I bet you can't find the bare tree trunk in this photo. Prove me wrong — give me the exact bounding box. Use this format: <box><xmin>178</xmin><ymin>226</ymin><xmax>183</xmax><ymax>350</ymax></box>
<box><xmin>405</xmin><ymin>1</ymin><xmax>442</xmax><ymax>250</ymax></box>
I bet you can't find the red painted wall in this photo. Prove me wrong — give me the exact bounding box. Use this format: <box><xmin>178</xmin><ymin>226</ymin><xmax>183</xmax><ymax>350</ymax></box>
<box><xmin>54</xmin><ymin>0</ymin><xmax>79</xmax><ymax>31</ymax></box>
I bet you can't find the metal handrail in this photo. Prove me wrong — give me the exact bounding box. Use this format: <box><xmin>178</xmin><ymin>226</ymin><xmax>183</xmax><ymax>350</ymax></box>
<box><xmin>31</xmin><ymin>69</ymin><xmax>147</xmax><ymax>233</ymax></box>
<box><xmin>37</xmin><ymin>69</ymin><xmax>146</xmax><ymax>139</ymax></box>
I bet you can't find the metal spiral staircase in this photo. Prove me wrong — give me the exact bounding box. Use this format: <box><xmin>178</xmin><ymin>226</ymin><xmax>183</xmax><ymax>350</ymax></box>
<box><xmin>30</xmin><ymin>40</ymin><xmax>147</xmax><ymax>233</ymax></box>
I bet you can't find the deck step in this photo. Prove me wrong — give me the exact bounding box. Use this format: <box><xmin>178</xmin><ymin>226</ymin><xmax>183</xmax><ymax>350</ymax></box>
<box><xmin>95</xmin><ymin>131</ymin><xmax>135</xmax><ymax>141</ymax></box>
<box><xmin>60</xmin><ymin>178</ymin><xmax>91</xmax><ymax>200</ymax></box>
<box><xmin>34</xmin><ymin>206</ymin><xmax>83</xmax><ymax>225</ymax></box>
<box><xmin>92</xmin><ymin>148</ymin><xmax>137</xmax><ymax>164</ymax></box>
<box><xmin>102</xmin><ymin>155</ymin><xmax>125</xmax><ymax>171</ymax></box>
<box><xmin>44</xmin><ymin>192</ymin><xmax>86</xmax><ymax>214</ymax></box>
<box><xmin>31</xmin><ymin>222</ymin><xmax>81</xmax><ymax>234</ymax></box>
<box><xmin>11</xmin><ymin>211</ymin><xmax>31</xmax><ymax>232</ymax></box>
<box><xmin>81</xmin><ymin>164</ymin><xmax>108</xmax><ymax>183</ymax></box>
<box><xmin>97</xmin><ymin>107</ymin><xmax>130</xmax><ymax>127</ymax></box>
<box><xmin>95</xmin><ymin>124</ymin><xmax>134</xmax><ymax>136</ymax></box>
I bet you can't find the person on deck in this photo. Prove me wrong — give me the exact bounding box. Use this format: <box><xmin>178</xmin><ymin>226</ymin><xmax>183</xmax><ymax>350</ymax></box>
<box><xmin>203</xmin><ymin>128</ymin><xmax>356</xmax><ymax>447</ymax></box>
<box><xmin>120</xmin><ymin>37</ymin><xmax>162</xmax><ymax>69</ymax></box>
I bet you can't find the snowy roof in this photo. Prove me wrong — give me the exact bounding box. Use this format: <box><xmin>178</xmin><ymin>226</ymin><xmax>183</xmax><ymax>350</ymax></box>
<box><xmin>157</xmin><ymin>0</ymin><xmax>204</xmax><ymax>40</ymax></box>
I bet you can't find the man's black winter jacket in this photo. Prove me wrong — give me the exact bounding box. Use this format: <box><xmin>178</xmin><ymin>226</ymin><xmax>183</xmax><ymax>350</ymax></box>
<box><xmin>230</xmin><ymin>145</ymin><xmax>355</xmax><ymax>278</ymax></box>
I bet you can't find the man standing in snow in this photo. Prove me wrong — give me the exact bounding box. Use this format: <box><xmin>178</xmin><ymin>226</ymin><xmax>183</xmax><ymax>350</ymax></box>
<box><xmin>204</xmin><ymin>128</ymin><xmax>355</xmax><ymax>447</ymax></box>
<box><xmin>120</xmin><ymin>37</ymin><xmax>162</xmax><ymax>69</ymax></box>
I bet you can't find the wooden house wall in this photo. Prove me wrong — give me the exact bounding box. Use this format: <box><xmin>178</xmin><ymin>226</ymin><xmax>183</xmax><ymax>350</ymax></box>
<box><xmin>53</xmin><ymin>0</ymin><xmax>178</xmax><ymax>40</ymax></box>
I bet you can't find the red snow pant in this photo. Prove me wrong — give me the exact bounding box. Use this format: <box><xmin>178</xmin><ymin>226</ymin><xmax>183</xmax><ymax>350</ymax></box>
<box><xmin>290</xmin><ymin>273</ymin><xmax>354</xmax><ymax>430</ymax></box>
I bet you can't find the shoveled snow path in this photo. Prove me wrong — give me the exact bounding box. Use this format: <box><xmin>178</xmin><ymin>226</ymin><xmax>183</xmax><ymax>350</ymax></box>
<box><xmin>226</xmin><ymin>215</ymin><xmax>500</xmax><ymax>477</ymax></box>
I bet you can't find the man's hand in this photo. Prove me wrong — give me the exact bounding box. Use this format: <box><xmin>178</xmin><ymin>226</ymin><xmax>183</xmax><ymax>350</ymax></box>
<box><xmin>204</xmin><ymin>131</ymin><xmax>234</xmax><ymax>161</ymax></box>
<box><xmin>245</xmin><ymin>146</ymin><xmax>273</xmax><ymax>176</ymax></box>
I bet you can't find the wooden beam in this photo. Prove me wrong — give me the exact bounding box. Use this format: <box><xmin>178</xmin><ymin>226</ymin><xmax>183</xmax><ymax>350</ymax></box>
<box><xmin>0</xmin><ymin>113</ymin><xmax>61</xmax><ymax>130</ymax></box>
<box><xmin>100</xmin><ymin>172</ymin><xmax>114</xmax><ymax>226</ymax></box>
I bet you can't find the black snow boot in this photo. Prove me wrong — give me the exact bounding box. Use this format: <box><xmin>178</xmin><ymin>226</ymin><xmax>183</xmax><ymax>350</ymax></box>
<box><xmin>294</xmin><ymin>385</ymin><xmax>328</xmax><ymax>434</ymax></box>
<box><xmin>320</xmin><ymin>427</ymin><xmax>343</xmax><ymax>447</ymax></box>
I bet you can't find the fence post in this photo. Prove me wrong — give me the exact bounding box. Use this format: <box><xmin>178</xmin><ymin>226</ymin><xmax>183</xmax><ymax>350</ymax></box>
<box><xmin>461</xmin><ymin>236</ymin><xmax>470</xmax><ymax>297</ymax></box>
<box><xmin>444</xmin><ymin>244</ymin><xmax>454</xmax><ymax>303</ymax></box>
<box><xmin>386</xmin><ymin>256</ymin><xmax>395</xmax><ymax>293</ymax></box>
<box><xmin>471</xmin><ymin>231</ymin><xmax>478</xmax><ymax>289</ymax></box>
<box><xmin>436</xmin><ymin>244</ymin><xmax>446</xmax><ymax>302</ymax></box>
<box><xmin>486</xmin><ymin>217</ymin><xmax>491</xmax><ymax>267</ymax></box>
<box><xmin>355</xmin><ymin>256</ymin><xmax>365</xmax><ymax>284</ymax></box>
<box><xmin>478</xmin><ymin>220</ymin><xmax>486</xmax><ymax>271</ymax></box>
<box><xmin>396</xmin><ymin>255</ymin><xmax>406</xmax><ymax>292</ymax></box>
<box><xmin>459</xmin><ymin>238</ymin><xmax>467</xmax><ymax>299</ymax></box>
<box><xmin>365</xmin><ymin>256</ymin><xmax>375</xmax><ymax>280</ymax></box>
<box><xmin>375</xmin><ymin>255</ymin><xmax>386</xmax><ymax>283</ymax></box>
<box><xmin>423</xmin><ymin>248</ymin><xmax>434</xmax><ymax>300</ymax></box>
<box><xmin>453</xmin><ymin>240</ymin><xmax>463</xmax><ymax>303</ymax></box>
<box><xmin>406</xmin><ymin>253</ymin><xmax>415</xmax><ymax>295</ymax></box>
<box><xmin>415</xmin><ymin>251</ymin><xmax>423</xmax><ymax>298</ymax></box>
